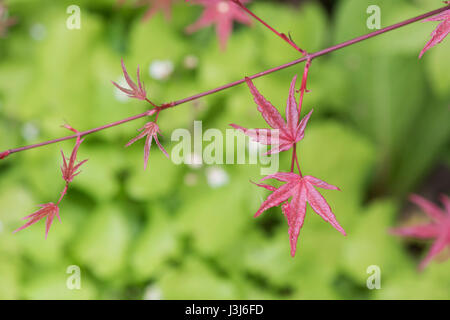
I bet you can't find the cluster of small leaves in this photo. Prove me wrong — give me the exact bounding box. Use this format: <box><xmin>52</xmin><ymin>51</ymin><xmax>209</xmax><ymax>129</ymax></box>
<box><xmin>6</xmin><ymin>0</ymin><xmax>450</xmax><ymax>265</ymax></box>
<box><xmin>14</xmin><ymin>125</ymin><xmax>87</xmax><ymax>238</ymax></box>
<box><xmin>113</xmin><ymin>59</ymin><xmax>169</xmax><ymax>169</ymax></box>
<box><xmin>230</xmin><ymin>75</ymin><xmax>345</xmax><ymax>256</ymax></box>
<box><xmin>117</xmin><ymin>0</ymin><xmax>253</xmax><ymax>50</ymax></box>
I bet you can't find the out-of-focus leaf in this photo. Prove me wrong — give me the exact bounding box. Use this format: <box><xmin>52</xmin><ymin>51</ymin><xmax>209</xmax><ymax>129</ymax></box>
<box><xmin>177</xmin><ymin>172</ymin><xmax>251</xmax><ymax>256</ymax></box>
<box><xmin>73</xmin><ymin>205</ymin><xmax>132</xmax><ymax>280</ymax></box>
<box><xmin>0</xmin><ymin>257</ymin><xmax>21</xmax><ymax>299</ymax></box>
<box><xmin>424</xmin><ymin>37</ymin><xmax>450</xmax><ymax>98</ymax></box>
<box><xmin>158</xmin><ymin>258</ymin><xmax>237</xmax><ymax>299</ymax></box>
<box><xmin>130</xmin><ymin>204</ymin><xmax>181</xmax><ymax>281</ymax></box>
<box><xmin>125</xmin><ymin>148</ymin><xmax>180</xmax><ymax>200</ymax></box>
<box><xmin>253</xmin><ymin>1</ymin><xmax>327</xmax><ymax>66</ymax></box>
<box><xmin>341</xmin><ymin>200</ymin><xmax>410</xmax><ymax>284</ymax></box>
<box><xmin>23</xmin><ymin>268</ymin><xmax>97</xmax><ymax>300</ymax></box>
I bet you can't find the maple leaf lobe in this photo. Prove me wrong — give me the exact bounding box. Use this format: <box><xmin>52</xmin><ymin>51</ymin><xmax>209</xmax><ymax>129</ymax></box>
<box><xmin>391</xmin><ymin>194</ymin><xmax>450</xmax><ymax>270</ymax></box>
<box><xmin>419</xmin><ymin>8</ymin><xmax>450</xmax><ymax>58</ymax></box>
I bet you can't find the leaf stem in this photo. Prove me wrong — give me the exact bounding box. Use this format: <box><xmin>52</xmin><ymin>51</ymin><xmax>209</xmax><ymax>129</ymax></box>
<box><xmin>231</xmin><ymin>0</ymin><xmax>307</xmax><ymax>54</ymax></box>
<box><xmin>297</xmin><ymin>58</ymin><xmax>312</xmax><ymax>115</ymax></box>
<box><xmin>57</xmin><ymin>184</ymin><xmax>68</xmax><ymax>205</ymax></box>
<box><xmin>290</xmin><ymin>144</ymin><xmax>296</xmax><ymax>172</ymax></box>
<box><xmin>1</xmin><ymin>4</ymin><xmax>448</xmax><ymax>159</ymax></box>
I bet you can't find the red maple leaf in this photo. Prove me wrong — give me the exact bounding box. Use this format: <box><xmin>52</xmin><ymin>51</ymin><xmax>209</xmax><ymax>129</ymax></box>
<box><xmin>14</xmin><ymin>203</ymin><xmax>60</xmax><ymax>239</ymax></box>
<box><xmin>254</xmin><ymin>172</ymin><xmax>346</xmax><ymax>257</ymax></box>
<box><xmin>391</xmin><ymin>194</ymin><xmax>450</xmax><ymax>270</ymax></box>
<box><xmin>126</xmin><ymin>121</ymin><xmax>169</xmax><ymax>169</ymax></box>
<box><xmin>186</xmin><ymin>0</ymin><xmax>252</xmax><ymax>50</ymax></box>
<box><xmin>60</xmin><ymin>125</ymin><xmax>88</xmax><ymax>184</ymax></box>
<box><xmin>230</xmin><ymin>76</ymin><xmax>313</xmax><ymax>155</ymax></box>
<box><xmin>419</xmin><ymin>5</ymin><xmax>450</xmax><ymax>58</ymax></box>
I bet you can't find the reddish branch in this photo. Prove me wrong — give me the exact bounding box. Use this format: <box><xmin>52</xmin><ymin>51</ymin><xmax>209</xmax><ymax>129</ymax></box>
<box><xmin>0</xmin><ymin>5</ymin><xmax>448</xmax><ymax>160</ymax></box>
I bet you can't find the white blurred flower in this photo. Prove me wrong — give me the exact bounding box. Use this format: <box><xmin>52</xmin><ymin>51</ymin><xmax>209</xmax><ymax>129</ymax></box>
<box><xmin>21</xmin><ymin>122</ymin><xmax>39</xmax><ymax>142</ymax></box>
<box><xmin>149</xmin><ymin>60</ymin><xmax>174</xmax><ymax>80</ymax></box>
<box><xmin>143</xmin><ymin>284</ymin><xmax>162</xmax><ymax>300</ymax></box>
<box><xmin>183</xmin><ymin>55</ymin><xmax>199</xmax><ymax>70</ymax></box>
<box><xmin>184</xmin><ymin>172</ymin><xmax>198</xmax><ymax>186</ymax></box>
<box><xmin>185</xmin><ymin>152</ymin><xmax>203</xmax><ymax>169</ymax></box>
<box><xmin>217</xmin><ymin>1</ymin><xmax>230</xmax><ymax>14</ymax></box>
<box><xmin>206</xmin><ymin>167</ymin><xmax>229</xmax><ymax>188</ymax></box>
<box><xmin>113</xmin><ymin>77</ymin><xmax>129</xmax><ymax>102</ymax></box>
<box><xmin>29</xmin><ymin>23</ymin><xmax>46</xmax><ymax>41</ymax></box>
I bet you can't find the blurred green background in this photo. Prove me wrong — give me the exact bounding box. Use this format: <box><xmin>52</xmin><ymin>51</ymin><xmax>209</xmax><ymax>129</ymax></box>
<box><xmin>0</xmin><ymin>0</ymin><xmax>449</xmax><ymax>299</ymax></box>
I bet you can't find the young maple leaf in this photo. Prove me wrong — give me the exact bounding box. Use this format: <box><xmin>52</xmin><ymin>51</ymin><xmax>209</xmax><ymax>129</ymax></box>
<box><xmin>60</xmin><ymin>125</ymin><xmax>88</xmax><ymax>184</ymax></box>
<box><xmin>186</xmin><ymin>0</ymin><xmax>252</xmax><ymax>50</ymax></box>
<box><xmin>136</xmin><ymin>0</ymin><xmax>176</xmax><ymax>21</ymax></box>
<box><xmin>419</xmin><ymin>5</ymin><xmax>450</xmax><ymax>58</ymax></box>
<box><xmin>126</xmin><ymin>121</ymin><xmax>169</xmax><ymax>169</ymax></box>
<box><xmin>391</xmin><ymin>194</ymin><xmax>450</xmax><ymax>270</ymax></box>
<box><xmin>14</xmin><ymin>203</ymin><xmax>60</xmax><ymax>239</ymax></box>
<box><xmin>112</xmin><ymin>58</ymin><xmax>148</xmax><ymax>101</ymax></box>
<box><xmin>254</xmin><ymin>172</ymin><xmax>346</xmax><ymax>257</ymax></box>
<box><xmin>230</xmin><ymin>76</ymin><xmax>313</xmax><ymax>155</ymax></box>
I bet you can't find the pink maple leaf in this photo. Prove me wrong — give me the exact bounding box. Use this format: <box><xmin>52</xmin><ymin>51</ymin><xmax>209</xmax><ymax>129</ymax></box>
<box><xmin>112</xmin><ymin>58</ymin><xmax>148</xmax><ymax>101</ymax></box>
<box><xmin>186</xmin><ymin>0</ymin><xmax>252</xmax><ymax>50</ymax></box>
<box><xmin>391</xmin><ymin>194</ymin><xmax>450</xmax><ymax>270</ymax></box>
<box><xmin>230</xmin><ymin>76</ymin><xmax>313</xmax><ymax>155</ymax></box>
<box><xmin>60</xmin><ymin>125</ymin><xmax>88</xmax><ymax>184</ymax></box>
<box><xmin>126</xmin><ymin>121</ymin><xmax>169</xmax><ymax>169</ymax></box>
<box><xmin>136</xmin><ymin>0</ymin><xmax>176</xmax><ymax>21</ymax></box>
<box><xmin>254</xmin><ymin>172</ymin><xmax>346</xmax><ymax>257</ymax></box>
<box><xmin>14</xmin><ymin>203</ymin><xmax>60</xmax><ymax>239</ymax></box>
<box><xmin>419</xmin><ymin>4</ymin><xmax>450</xmax><ymax>58</ymax></box>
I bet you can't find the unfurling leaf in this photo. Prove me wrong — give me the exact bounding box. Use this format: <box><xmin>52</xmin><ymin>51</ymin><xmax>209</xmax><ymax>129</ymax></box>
<box><xmin>14</xmin><ymin>203</ymin><xmax>60</xmax><ymax>239</ymax></box>
<box><xmin>126</xmin><ymin>121</ymin><xmax>169</xmax><ymax>170</ymax></box>
<box><xmin>60</xmin><ymin>125</ymin><xmax>88</xmax><ymax>184</ymax></box>
<box><xmin>112</xmin><ymin>58</ymin><xmax>148</xmax><ymax>101</ymax></box>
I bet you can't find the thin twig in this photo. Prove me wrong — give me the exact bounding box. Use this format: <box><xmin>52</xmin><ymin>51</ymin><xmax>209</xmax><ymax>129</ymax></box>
<box><xmin>231</xmin><ymin>0</ymin><xmax>307</xmax><ymax>55</ymax></box>
<box><xmin>1</xmin><ymin>5</ymin><xmax>448</xmax><ymax>159</ymax></box>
